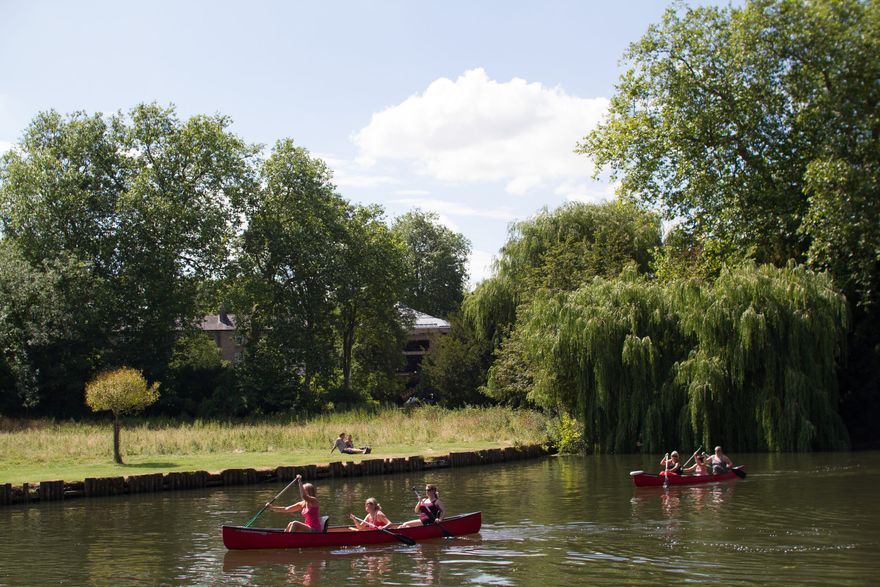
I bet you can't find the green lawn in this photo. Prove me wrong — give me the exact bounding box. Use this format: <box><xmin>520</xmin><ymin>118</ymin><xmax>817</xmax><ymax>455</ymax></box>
<box><xmin>0</xmin><ymin>407</ymin><xmax>548</xmax><ymax>485</ymax></box>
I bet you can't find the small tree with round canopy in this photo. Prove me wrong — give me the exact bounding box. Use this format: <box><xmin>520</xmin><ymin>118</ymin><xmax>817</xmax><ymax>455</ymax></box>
<box><xmin>85</xmin><ymin>367</ymin><xmax>159</xmax><ymax>464</ymax></box>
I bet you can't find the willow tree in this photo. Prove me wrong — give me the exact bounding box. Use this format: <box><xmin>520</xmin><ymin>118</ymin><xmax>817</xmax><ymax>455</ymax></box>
<box><xmin>520</xmin><ymin>266</ymin><xmax>689</xmax><ymax>453</ymax></box>
<box><xmin>520</xmin><ymin>263</ymin><xmax>848</xmax><ymax>452</ymax></box>
<box><xmin>579</xmin><ymin>0</ymin><xmax>880</xmax><ymax>444</ymax></box>
<box><xmin>676</xmin><ymin>262</ymin><xmax>849</xmax><ymax>451</ymax></box>
<box><xmin>464</xmin><ymin>201</ymin><xmax>662</xmax><ymax>405</ymax></box>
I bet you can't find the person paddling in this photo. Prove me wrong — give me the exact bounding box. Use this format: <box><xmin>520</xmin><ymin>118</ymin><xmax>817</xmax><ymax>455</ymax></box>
<box><xmin>266</xmin><ymin>474</ymin><xmax>322</xmax><ymax>532</ymax></box>
<box><xmin>659</xmin><ymin>451</ymin><xmax>683</xmax><ymax>476</ymax></box>
<box><xmin>707</xmin><ymin>446</ymin><xmax>733</xmax><ymax>474</ymax></box>
<box><xmin>350</xmin><ymin>497</ymin><xmax>393</xmax><ymax>530</ymax></box>
<box><xmin>684</xmin><ymin>453</ymin><xmax>709</xmax><ymax>476</ymax></box>
<box><xmin>399</xmin><ymin>484</ymin><xmax>445</xmax><ymax>528</ymax></box>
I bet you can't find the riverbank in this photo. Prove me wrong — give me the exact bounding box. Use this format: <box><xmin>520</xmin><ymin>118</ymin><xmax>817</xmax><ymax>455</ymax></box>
<box><xmin>1</xmin><ymin>443</ymin><xmax>551</xmax><ymax>506</ymax></box>
<box><xmin>0</xmin><ymin>406</ymin><xmax>548</xmax><ymax>484</ymax></box>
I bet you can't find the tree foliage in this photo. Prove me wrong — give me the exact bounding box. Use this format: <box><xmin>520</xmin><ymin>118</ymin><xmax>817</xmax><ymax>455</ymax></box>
<box><xmin>392</xmin><ymin>210</ymin><xmax>470</xmax><ymax>318</ymax></box>
<box><xmin>520</xmin><ymin>263</ymin><xmax>849</xmax><ymax>453</ymax></box>
<box><xmin>465</xmin><ymin>201</ymin><xmax>661</xmax><ymax>343</ymax></box>
<box><xmin>581</xmin><ymin>0</ymin><xmax>879</xmax><ymax>276</ymax></box>
<box><xmin>0</xmin><ymin>104</ymin><xmax>259</xmax><ymax>385</ymax></box>
<box><xmin>0</xmin><ymin>241</ymin><xmax>96</xmax><ymax>413</ymax></box>
<box><xmin>580</xmin><ymin>0</ymin><xmax>879</xmax><ymax>445</ymax></box>
<box><xmin>229</xmin><ymin>140</ymin><xmax>348</xmax><ymax>410</ymax></box>
<box><xmin>85</xmin><ymin>367</ymin><xmax>160</xmax><ymax>463</ymax></box>
<box><xmin>419</xmin><ymin>314</ymin><xmax>492</xmax><ymax>408</ymax></box>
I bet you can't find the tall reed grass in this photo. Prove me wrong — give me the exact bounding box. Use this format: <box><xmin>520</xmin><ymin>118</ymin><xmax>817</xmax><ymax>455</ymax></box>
<box><xmin>0</xmin><ymin>406</ymin><xmax>547</xmax><ymax>465</ymax></box>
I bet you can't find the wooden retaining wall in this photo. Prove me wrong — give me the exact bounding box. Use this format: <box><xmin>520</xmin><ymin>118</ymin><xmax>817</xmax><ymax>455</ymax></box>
<box><xmin>0</xmin><ymin>444</ymin><xmax>551</xmax><ymax>506</ymax></box>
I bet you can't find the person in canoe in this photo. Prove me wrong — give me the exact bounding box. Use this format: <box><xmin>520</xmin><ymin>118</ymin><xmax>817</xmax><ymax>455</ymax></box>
<box><xmin>266</xmin><ymin>475</ymin><xmax>322</xmax><ymax>532</ymax></box>
<box><xmin>659</xmin><ymin>451</ymin><xmax>683</xmax><ymax>476</ymax></box>
<box><xmin>350</xmin><ymin>497</ymin><xmax>393</xmax><ymax>530</ymax></box>
<box><xmin>399</xmin><ymin>483</ymin><xmax>446</xmax><ymax>528</ymax></box>
<box><xmin>684</xmin><ymin>452</ymin><xmax>709</xmax><ymax>476</ymax></box>
<box><xmin>707</xmin><ymin>446</ymin><xmax>733</xmax><ymax>474</ymax></box>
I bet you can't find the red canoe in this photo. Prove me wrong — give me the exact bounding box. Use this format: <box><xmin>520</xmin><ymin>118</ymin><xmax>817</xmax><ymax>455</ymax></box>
<box><xmin>222</xmin><ymin>511</ymin><xmax>482</xmax><ymax>550</ymax></box>
<box><xmin>630</xmin><ymin>467</ymin><xmax>746</xmax><ymax>487</ymax></box>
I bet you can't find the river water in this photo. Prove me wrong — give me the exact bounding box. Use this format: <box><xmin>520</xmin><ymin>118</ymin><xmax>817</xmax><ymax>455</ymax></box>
<box><xmin>2</xmin><ymin>452</ymin><xmax>879</xmax><ymax>585</ymax></box>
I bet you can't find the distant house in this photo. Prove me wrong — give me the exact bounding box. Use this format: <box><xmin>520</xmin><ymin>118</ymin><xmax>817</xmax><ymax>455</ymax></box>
<box><xmin>198</xmin><ymin>307</ymin><xmax>450</xmax><ymax>372</ymax></box>
<box><xmin>199</xmin><ymin>309</ymin><xmax>238</xmax><ymax>362</ymax></box>
<box><xmin>399</xmin><ymin>308</ymin><xmax>451</xmax><ymax>377</ymax></box>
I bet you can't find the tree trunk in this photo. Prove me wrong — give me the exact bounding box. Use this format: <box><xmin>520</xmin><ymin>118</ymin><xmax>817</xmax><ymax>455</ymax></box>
<box><xmin>342</xmin><ymin>309</ymin><xmax>356</xmax><ymax>392</ymax></box>
<box><xmin>113</xmin><ymin>414</ymin><xmax>123</xmax><ymax>464</ymax></box>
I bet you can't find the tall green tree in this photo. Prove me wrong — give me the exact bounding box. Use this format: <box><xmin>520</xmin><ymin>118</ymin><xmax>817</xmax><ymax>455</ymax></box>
<box><xmin>0</xmin><ymin>241</ymin><xmax>95</xmax><ymax>413</ymax></box>
<box><xmin>335</xmin><ymin>205</ymin><xmax>408</xmax><ymax>397</ymax></box>
<box><xmin>230</xmin><ymin>140</ymin><xmax>349</xmax><ymax>410</ymax></box>
<box><xmin>0</xmin><ymin>104</ymin><xmax>259</xmax><ymax>388</ymax></box>
<box><xmin>580</xmin><ymin>0</ymin><xmax>880</xmax><ymax>444</ymax></box>
<box><xmin>392</xmin><ymin>210</ymin><xmax>470</xmax><ymax>318</ymax></box>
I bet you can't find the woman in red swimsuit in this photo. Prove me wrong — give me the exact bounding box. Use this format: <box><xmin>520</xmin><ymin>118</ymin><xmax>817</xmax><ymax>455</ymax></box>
<box><xmin>266</xmin><ymin>474</ymin><xmax>322</xmax><ymax>532</ymax></box>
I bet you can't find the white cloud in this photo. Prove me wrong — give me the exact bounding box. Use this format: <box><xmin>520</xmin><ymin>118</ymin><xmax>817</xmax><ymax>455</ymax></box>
<box><xmin>393</xmin><ymin>189</ymin><xmax>430</xmax><ymax>196</ymax></box>
<box><xmin>390</xmin><ymin>197</ymin><xmax>517</xmax><ymax>221</ymax></box>
<box><xmin>556</xmin><ymin>179</ymin><xmax>619</xmax><ymax>203</ymax></box>
<box><xmin>353</xmin><ymin>68</ymin><xmax>608</xmax><ymax>195</ymax></box>
<box><xmin>467</xmin><ymin>249</ymin><xmax>496</xmax><ymax>288</ymax></box>
<box><xmin>316</xmin><ymin>152</ymin><xmax>398</xmax><ymax>189</ymax></box>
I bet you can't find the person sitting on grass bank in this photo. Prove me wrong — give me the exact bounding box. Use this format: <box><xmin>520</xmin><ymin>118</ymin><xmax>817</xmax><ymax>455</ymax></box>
<box><xmin>331</xmin><ymin>432</ymin><xmax>370</xmax><ymax>454</ymax></box>
<box><xmin>350</xmin><ymin>497</ymin><xmax>393</xmax><ymax>530</ymax></box>
<box><xmin>266</xmin><ymin>475</ymin><xmax>322</xmax><ymax>533</ymax></box>
<box><xmin>399</xmin><ymin>484</ymin><xmax>445</xmax><ymax>528</ymax></box>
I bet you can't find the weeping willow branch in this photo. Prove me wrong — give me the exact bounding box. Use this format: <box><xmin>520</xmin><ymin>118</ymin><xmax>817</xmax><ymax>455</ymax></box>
<box><xmin>519</xmin><ymin>262</ymin><xmax>849</xmax><ymax>452</ymax></box>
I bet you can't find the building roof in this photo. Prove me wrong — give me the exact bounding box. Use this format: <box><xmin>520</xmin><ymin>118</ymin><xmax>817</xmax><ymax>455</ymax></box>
<box><xmin>200</xmin><ymin>313</ymin><xmax>236</xmax><ymax>331</ymax></box>
<box><xmin>403</xmin><ymin>308</ymin><xmax>450</xmax><ymax>333</ymax></box>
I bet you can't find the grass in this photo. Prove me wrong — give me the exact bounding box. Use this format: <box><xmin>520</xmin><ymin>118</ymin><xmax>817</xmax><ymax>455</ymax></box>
<box><xmin>0</xmin><ymin>406</ymin><xmax>548</xmax><ymax>485</ymax></box>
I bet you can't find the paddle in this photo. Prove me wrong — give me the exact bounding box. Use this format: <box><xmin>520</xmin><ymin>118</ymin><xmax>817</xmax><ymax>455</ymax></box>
<box><xmin>663</xmin><ymin>452</ymin><xmax>670</xmax><ymax>489</ymax></box>
<box><xmin>732</xmin><ymin>466</ymin><xmax>747</xmax><ymax>479</ymax></box>
<box><xmin>412</xmin><ymin>487</ymin><xmax>454</xmax><ymax>538</ymax></box>
<box><xmin>351</xmin><ymin>515</ymin><xmax>416</xmax><ymax>546</ymax></box>
<box><xmin>244</xmin><ymin>477</ymin><xmax>299</xmax><ymax>528</ymax></box>
<box><xmin>681</xmin><ymin>446</ymin><xmax>703</xmax><ymax>471</ymax></box>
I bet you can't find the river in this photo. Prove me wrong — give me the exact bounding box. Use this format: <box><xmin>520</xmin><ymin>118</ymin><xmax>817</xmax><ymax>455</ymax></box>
<box><xmin>2</xmin><ymin>452</ymin><xmax>879</xmax><ymax>585</ymax></box>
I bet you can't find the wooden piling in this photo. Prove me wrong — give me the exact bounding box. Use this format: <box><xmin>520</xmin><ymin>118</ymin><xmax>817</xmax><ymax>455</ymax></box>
<box><xmin>276</xmin><ymin>466</ymin><xmax>298</xmax><ymax>482</ymax></box>
<box><xmin>128</xmin><ymin>473</ymin><xmax>164</xmax><ymax>494</ymax></box>
<box><xmin>39</xmin><ymin>480</ymin><xmax>64</xmax><ymax>501</ymax></box>
<box><xmin>84</xmin><ymin>477</ymin><xmax>125</xmax><ymax>497</ymax></box>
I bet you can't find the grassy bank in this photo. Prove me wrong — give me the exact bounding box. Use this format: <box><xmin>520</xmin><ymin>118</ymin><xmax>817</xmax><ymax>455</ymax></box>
<box><xmin>0</xmin><ymin>406</ymin><xmax>548</xmax><ymax>484</ymax></box>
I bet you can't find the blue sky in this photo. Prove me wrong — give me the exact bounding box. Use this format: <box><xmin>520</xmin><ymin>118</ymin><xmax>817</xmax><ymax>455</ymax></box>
<box><xmin>1</xmin><ymin>1</ymin><xmax>730</xmax><ymax>285</ymax></box>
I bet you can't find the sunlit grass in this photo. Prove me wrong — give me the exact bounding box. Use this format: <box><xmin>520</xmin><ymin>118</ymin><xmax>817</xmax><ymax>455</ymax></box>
<box><xmin>0</xmin><ymin>406</ymin><xmax>548</xmax><ymax>484</ymax></box>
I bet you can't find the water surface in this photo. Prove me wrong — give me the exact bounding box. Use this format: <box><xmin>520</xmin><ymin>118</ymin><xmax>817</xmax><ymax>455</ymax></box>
<box><xmin>2</xmin><ymin>452</ymin><xmax>878</xmax><ymax>585</ymax></box>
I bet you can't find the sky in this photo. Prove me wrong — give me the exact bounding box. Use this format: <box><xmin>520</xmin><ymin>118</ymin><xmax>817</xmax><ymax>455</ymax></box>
<box><xmin>0</xmin><ymin>1</ymin><xmax>730</xmax><ymax>286</ymax></box>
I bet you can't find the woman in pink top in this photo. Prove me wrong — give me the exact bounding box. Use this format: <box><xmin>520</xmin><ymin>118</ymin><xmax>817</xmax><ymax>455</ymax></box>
<box><xmin>684</xmin><ymin>453</ymin><xmax>709</xmax><ymax>476</ymax></box>
<box><xmin>266</xmin><ymin>475</ymin><xmax>322</xmax><ymax>532</ymax></box>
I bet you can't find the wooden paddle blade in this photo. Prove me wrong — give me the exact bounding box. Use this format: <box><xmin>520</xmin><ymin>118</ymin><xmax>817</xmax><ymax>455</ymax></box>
<box><xmin>396</xmin><ymin>533</ymin><xmax>417</xmax><ymax>546</ymax></box>
<box><xmin>732</xmin><ymin>467</ymin><xmax>747</xmax><ymax>479</ymax></box>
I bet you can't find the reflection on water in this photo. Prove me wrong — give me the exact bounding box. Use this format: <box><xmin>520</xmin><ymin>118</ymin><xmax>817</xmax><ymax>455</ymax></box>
<box><xmin>2</xmin><ymin>452</ymin><xmax>880</xmax><ymax>585</ymax></box>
